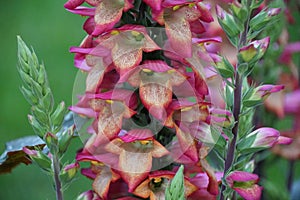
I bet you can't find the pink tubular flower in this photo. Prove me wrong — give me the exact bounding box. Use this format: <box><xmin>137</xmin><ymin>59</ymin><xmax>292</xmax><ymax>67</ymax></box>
<box><xmin>88</xmin><ymin>89</ymin><xmax>137</xmax><ymax>143</ymax></box>
<box><xmin>239</xmin><ymin>37</ymin><xmax>270</xmax><ymax>62</ymax></box>
<box><xmin>65</xmin><ymin>0</ymin><xmax>134</xmax><ymax>36</ymax></box>
<box><xmin>151</xmin><ymin>1</ymin><xmax>213</xmax><ymax>58</ymax></box>
<box><xmin>226</xmin><ymin>171</ymin><xmax>262</xmax><ymax>200</ymax></box>
<box><xmin>105</xmin><ymin>129</ymin><xmax>169</xmax><ymax>192</ymax></box>
<box><xmin>76</xmin><ymin>150</ymin><xmax>122</xmax><ymax>199</ymax></box>
<box><xmin>165</xmin><ymin>99</ymin><xmax>210</xmax><ymax>162</ymax></box>
<box><xmin>96</xmin><ymin>25</ymin><xmax>161</xmax><ymax>75</ymax></box>
<box><xmin>248</xmin><ymin>127</ymin><xmax>292</xmax><ymax>148</ymax></box>
<box><xmin>256</xmin><ymin>84</ymin><xmax>285</xmax><ymax>99</ymax></box>
<box><xmin>133</xmin><ymin>170</ymin><xmax>197</xmax><ymax>199</ymax></box>
<box><xmin>121</xmin><ymin>60</ymin><xmax>187</xmax><ymax>120</ymax></box>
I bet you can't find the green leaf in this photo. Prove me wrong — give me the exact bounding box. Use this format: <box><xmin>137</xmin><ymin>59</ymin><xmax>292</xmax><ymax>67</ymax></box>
<box><xmin>0</xmin><ymin>136</ymin><xmax>45</xmax><ymax>174</ymax></box>
<box><xmin>165</xmin><ymin>165</ymin><xmax>185</xmax><ymax>200</ymax></box>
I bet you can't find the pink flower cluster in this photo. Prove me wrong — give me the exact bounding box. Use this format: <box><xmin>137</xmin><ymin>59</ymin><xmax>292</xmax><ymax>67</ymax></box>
<box><xmin>64</xmin><ymin>0</ymin><xmax>293</xmax><ymax>199</ymax></box>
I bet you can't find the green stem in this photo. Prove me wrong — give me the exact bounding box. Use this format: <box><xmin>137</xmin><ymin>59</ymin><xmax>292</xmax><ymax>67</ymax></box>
<box><xmin>53</xmin><ymin>153</ymin><xmax>63</xmax><ymax>200</ymax></box>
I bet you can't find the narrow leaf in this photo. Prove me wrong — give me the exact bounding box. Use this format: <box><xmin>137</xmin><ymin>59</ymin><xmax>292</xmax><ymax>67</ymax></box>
<box><xmin>165</xmin><ymin>165</ymin><xmax>185</xmax><ymax>200</ymax></box>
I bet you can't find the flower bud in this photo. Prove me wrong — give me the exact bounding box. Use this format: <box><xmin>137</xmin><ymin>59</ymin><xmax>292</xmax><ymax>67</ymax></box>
<box><xmin>28</xmin><ymin>114</ymin><xmax>47</xmax><ymax>137</ymax></box>
<box><xmin>239</xmin><ymin>37</ymin><xmax>270</xmax><ymax>63</ymax></box>
<box><xmin>249</xmin><ymin>127</ymin><xmax>280</xmax><ymax>148</ymax></box>
<box><xmin>231</xmin><ymin>1</ymin><xmax>248</xmax><ymax>23</ymax></box>
<box><xmin>250</xmin><ymin>8</ymin><xmax>281</xmax><ymax>31</ymax></box>
<box><xmin>76</xmin><ymin>190</ymin><xmax>97</xmax><ymax>200</ymax></box>
<box><xmin>60</xmin><ymin>162</ymin><xmax>79</xmax><ymax>184</ymax></box>
<box><xmin>58</xmin><ymin>126</ymin><xmax>75</xmax><ymax>154</ymax></box>
<box><xmin>44</xmin><ymin>132</ymin><xmax>58</xmax><ymax>154</ymax></box>
<box><xmin>216</xmin><ymin>5</ymin><xmax>243</xmax><ymax>38</ymax></box>
<box><xmin>226</xmin><ymin>171</ymin><xmax>262</xmax><ymax>200</ymax></box>
<box><xmin>243</xmin><ymin>84</ymin><xmax>283</xmax><ymax>108</ymax></box>
<box><xmin>208</xmin><ymin>108</ymin><xmax>233</xmax><ymax>128</ymax></box>
<box><xmin>256</xmin><ymin>84</ymin><xmax>284</xmax><ymax>99</ymax></box>
<box><xmin>23</xmin><ymin>147</ymin><xmax>51</xmax><ymax>172</ymax></box>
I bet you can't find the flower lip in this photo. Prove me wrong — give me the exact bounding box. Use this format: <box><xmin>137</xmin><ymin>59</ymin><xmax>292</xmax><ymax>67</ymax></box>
<box><xmin>120</xmin><ymin>129</ymin><xmax>154</xmax><ymax>143</ymax></box>
<box><xmin>65</xmin><ymin>6</ymin><xmax>95</xmax><ymax>16</ymax></box>
<box><xmin>192</xmin><ymin>37</ymin><xmax>222</xmax><ymax>44</ymax></box>
<box><xmin>86</xmin><ymin>89</ymin><xmax>135</xmax><ymax>102</ymax></box>
<box><xmin>226</xmin><ymin>171</ymin><xmax>259</xmax><ymax>186</ymax></box>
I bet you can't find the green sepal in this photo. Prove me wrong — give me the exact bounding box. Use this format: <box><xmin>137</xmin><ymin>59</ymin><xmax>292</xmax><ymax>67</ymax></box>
<box><xmin>51</xmin><ymin>101</ymin><xmax>66</xmax><ymax>133</ymax></box>
<box><xmin>59</xmin><ymin>163</ymin><xmax>78</xmax><ymax>186</ymax></box>
<box><xmin>44</xmin><ymin>132</ymin><xmax>58</xmax><ymax>155</ymax></box>
<box><xmin>28</xmin><ymin>115</ymin><xmax>48</xmax><ymax>137</ymax></box>
<box><xmin>215</xmin><ymin>57</ymin><xmax>235</xmax><ymax>79</ymax></box>
<box><xmin>37</xmin><ymin>64</ymin><xmax>46</xmax><ymax>86</ymax></box>
<box><xmin>20</xmin><ymin>85</ymin><xmax>38</xmax><ymax>105</ymax></box>
<box><xmin>18</xmin><ymin>56</ymin><xmax>30</xmax><ymax>74</ymax></box>
<box><xmin>249</xmin><ymin>11</ymin><xmax>270</xmax><ymax>32</ymax></box>
<box><xmin>242</xmin><ymin>87</ymin><xmax>262</xmax><ymax>108</ymax></box>
<box><xmin>58</xmin><ymin>126</ymin><xmax>75</xmax><ymax>154</ymax></box>
<box><xmin>30</xmin><ymin>150</ymin><xmax>52</xmax><ymax>173</ymax></box>
<box><xmin>231</xmin><ymin>3</ymin><xmax>248</xmax><ymax>23</ymax></box>
<box><xmin>237</xmin><ymin>63</ymin><xmax>249</xmax><ymax>76</ymax></box>
<box><xmin>41</xmin><ymin>89</ymin><xmax>54</xmax><ymax>113</ymax></box>
<box><xmin>217</xmin><ymin>8</ymin><xmax>244</xmax><ymax>45</ymax></box>
<box><xmin>225</xmin><ymin>84</ymin><xmax>234</xmax><ymax>108</ymax></box>
<box><xmin>236</xmin><ymin>133</ymin><xmax>265</xmax><ymax>155</ymax></box>
<box><xmin>17</xmin><ymin>36</ymin><xmax>32</xmax><ymax>65</ymax></box>
<box><xmin>18</xmin><ymin>70</ymin><xmax>34</xmax><ymax>87</ymax></box>
<box><xmin>30</xmin><ymin>78</ymin><xmax>44</xmax><ymax>99</ymax></box>
<box><xmin>31</xmin><ymin>106</ymin><xmax>49</xmax><ymax>127</ymax></box>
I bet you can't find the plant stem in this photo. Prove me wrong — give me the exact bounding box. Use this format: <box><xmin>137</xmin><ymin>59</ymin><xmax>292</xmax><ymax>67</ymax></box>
<box><xmin>220</xmin><ymin>2</ymin><xmax>252</xmax><ymax>199</ymax></box>
<box><xmin>220</xmin><ymin>72</ymin><xmax>243</xmax><ymax>200</ymax></box>
<box><xmin>53</xmin><ymin>153</ymin><xmax>63</xmax><ymax>200</ymax></box>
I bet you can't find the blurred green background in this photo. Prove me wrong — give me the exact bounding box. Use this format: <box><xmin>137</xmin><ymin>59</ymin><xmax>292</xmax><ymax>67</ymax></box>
<box><xmin>0</xmin><ymin>1</ymin><xmax>299</xmax><ymax>200</ymax></box>
<box><xmin>0</xmin><ymin>1</ymin><xmax>91</xmax><ymax>199</ymax></box>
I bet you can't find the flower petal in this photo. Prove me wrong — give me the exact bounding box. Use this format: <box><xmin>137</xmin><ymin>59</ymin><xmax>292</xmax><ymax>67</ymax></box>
<box><xmin>175</xmin><ymin>124</ymin><xmax>198</xmax><ymax>162</ymax></box>
<box><xmin>85</xmin><ymin>56</ymin><xmax>106</xmax><ymax>92</ymax></box>
<box><xmin>120</xmin><ymin>129</ymin><xmax>154</xmax><ymax>142</ymax></box>
<box><xmin>226</xmin><ymin>171</ymin><xmax>259</xmax><ymax>187</ymax></box>
<box><xmin>165</xmin><ymin>13</ymin><xmax>192</xmax><ymax>58</ymax></box>
<box><xmin>132</xmin><ymin>179</ymin><xmax>151</xmax><ymax>198</ymax></box>
<box><xmin>139</xmin><ymin>82</ymin><xmax>172</xmax><ymax>120</ymax></box>
<box><xmin>119</xmin><ymin>150</ymin><xmax>152</xmax><ymax>192</ymax></box>
<box><xmin>92</xmin><ymin>167</ymin><xmax>113</xmax><ymax>199</ymax></box>
<box><xmin>234</xmin><ymin>184</ymin><xmax>262</xmax><ymax>200</ymax></box>
<box><xmin>143</xmin><ymin>0</ymin><xmax>162</xmax><ymax>11</ymax></box>
<box><xmin>64</xmin><ymin>0</ymin><xmax>85</xmax><ymax>9</ymax></box>
<box><xmin>152</xmin><ymin>140</ymin><xmax>169</xmax><ymax>158</ymax></box>
<box><xmin>92</xmin><ymin>0</ymin><xmax>125</xmax><ymax>36</ymax></box>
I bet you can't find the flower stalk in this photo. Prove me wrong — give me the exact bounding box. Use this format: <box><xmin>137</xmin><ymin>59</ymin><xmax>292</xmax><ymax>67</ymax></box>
<box><xmin>53</xmin><ymin>153</ymin><xmax>63</xmax><ymax>200</ymax></box>
<box><xmin>17</xmin><ymin>36</ymin><xmax>76</xmax><ymax>200</ymax></box>
<box><xmin>220</xmin><ymin>0</ymin><xmax>252</xmax><ymax>198</ymax></box>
